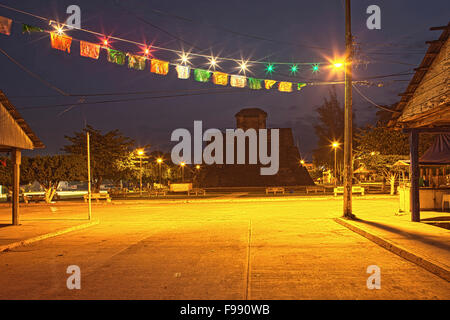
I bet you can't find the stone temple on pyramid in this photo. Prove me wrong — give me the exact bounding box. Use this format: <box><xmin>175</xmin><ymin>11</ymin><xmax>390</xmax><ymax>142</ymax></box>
<box><xmin>197</xmin><ymin>108</ymin><xmax>314</xmax><ymax>187</ymax></box>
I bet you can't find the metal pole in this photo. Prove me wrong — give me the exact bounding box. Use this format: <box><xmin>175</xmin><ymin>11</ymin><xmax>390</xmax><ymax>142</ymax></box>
<box><xmin>334</xmin><ymin>148</ymin><xmax>337</xmax><ymax>186</ymax></box>
<box><xmin>159</xmin><ymin>163</ymin><xmax>162</xmax><ymax>185</ymax></box>
<box><xmin>139</xmin><ymin>157</ymin><xmax>142</xmax><ymax>196</ymax></box>
<box><xmin>343</xmin><ymin>0</ymin><xmax>354</xmax><ymax>218</ymax></box>
<box><xmin>87</xmin><ymin>132</ymin><xmax>92</xmax><ymax>220</ymax></box>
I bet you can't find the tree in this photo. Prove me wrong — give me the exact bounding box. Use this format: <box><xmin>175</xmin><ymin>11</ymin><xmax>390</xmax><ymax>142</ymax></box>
<box><xmin>313</xmin><ymin>88</ymin><xmax>345</xmax><ymax>168</ymax></box>
<box><xmin>0</xmin><ymin>157</ymin><xmax>12</xmax><ymax>189</ymax></box>
<box><xmin>21</xmin><ymin>155</ymin><xmax>85</xmax><ymax>203</ymax></box>
<box><xmin>63</xmin><ymin>125</ymin><xmax>135</xmax><ymax>192</ymax></box>
<box><xmin>355</xmin><ymin>126</ymin><xmax>435</xmax><ymax>194</ymax></box>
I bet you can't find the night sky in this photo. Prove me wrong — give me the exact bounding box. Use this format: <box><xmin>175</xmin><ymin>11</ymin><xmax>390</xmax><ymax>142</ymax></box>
<box><xmin>1</xmin><ymin>0</ymin><xmax>449</xmax><ymax>160</ymax></box>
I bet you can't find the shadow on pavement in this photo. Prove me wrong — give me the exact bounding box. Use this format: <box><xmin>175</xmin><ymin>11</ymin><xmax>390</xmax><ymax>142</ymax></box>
<box><xmin>354</xmin><ymin>218</ymin><xmax>450</xmax><ymax>252</ymax></box>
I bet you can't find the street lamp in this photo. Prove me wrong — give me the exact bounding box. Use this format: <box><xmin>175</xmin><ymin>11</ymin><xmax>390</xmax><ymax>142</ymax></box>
<box><xmin>300</xmin><ymin>159</ymin><xmax>305</xmax><ymax>166</ymax></box>
<box><xmin>180</xmin><ymin>161</ymin><xmax>186</xmax><ymax>182</ymax></box>
<box><xmin>137</xmin><ymin>149</ymin><xmax>144</xmax><ymax>196</ymax></box>
<box><xmin>332</xmin><ymin>142</ymin><xmax>340</xmax><ymax>186</ymax></box>
<box><xmin>156</xmin><ymin>158</ymin><xmax>163</xmax><ymax>186</ymax></box>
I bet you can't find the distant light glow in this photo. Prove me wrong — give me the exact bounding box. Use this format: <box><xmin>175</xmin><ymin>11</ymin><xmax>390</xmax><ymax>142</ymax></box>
<box><xmin>137</xmin><ymin>149</ymin><xmax>144</xmax><ymax>156</ymax></box>
<box><xmin>180</xmin><ymin>162</ymin><xmax>186</xmax><ymax>167</ymax></box>
<box><xmin>196</xmin><ymin>165</ymin><xmax>200</xmax><ymax>170</ymax></box>
<box><xmin>103</xmin><ymin>39</ymin><xmax>109</xmax><ymax>46</ymax></box>
<box><xmin>157</xmin><ymin>158</ymin><xmax>163</xmax><ymax>163</ymax></box>
<box><xmin>300</xmin><ymin>160</ymin><xmax>305</xmax><ymax>165</ymax></box>
<box><xmin>332</xmin><ymin>142</ymin><xmax>339</xmax><ymax>149</ymax></box>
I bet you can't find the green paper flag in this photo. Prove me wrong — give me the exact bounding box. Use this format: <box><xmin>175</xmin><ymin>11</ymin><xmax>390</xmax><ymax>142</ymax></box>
<box><xmin>194</xmin><ymin>69</ymin><xmax>211</xmax><ymax>83</ymax></box>
<box><xmin>248</xmin><ymin>78</ymin><xmax>262</xmax><ymax>90</ymax></box>
<box><xmin>297</xmin><ymin>82</ymin><xmax>306</xmax><ymax>90</ymax></box>
<box><xmin>22</xmin><ymin>24</ymin><xmax>43</xmax><ymax>34</ymax></box>
<box><xmin>128</xmin><ymin>54</ymin><xmax>146</xmax><ymax>70</ymax></box>
<box><xmin>107</xmin><ymin>49</ymin><xmax>126</xmax><ymax>65</ymax></box>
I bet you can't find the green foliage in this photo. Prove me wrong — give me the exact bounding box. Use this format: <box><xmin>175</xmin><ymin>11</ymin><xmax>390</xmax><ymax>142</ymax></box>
<box><xmin>355</xmin><ymin>126</ymin><xmax>410</xmax><ymax>156</ymax></box>
<box><xmin>63</xmin><ymin>125</ymin><xmax>135</xmax><ymax>191</ymax></box>
<box><xmin>355</xmin><ymin>126</ymin><xmax>435</xmax><ymax>177</ymax></box>
<box><xmin>313</xmin><ymin>88</ymin><xmax>345</xmax><ymax>168</ymax></box>
<box><xmin>0</xmin><ymin>157</ymin><xmax>12</xmax><ymax>188</ymax></box>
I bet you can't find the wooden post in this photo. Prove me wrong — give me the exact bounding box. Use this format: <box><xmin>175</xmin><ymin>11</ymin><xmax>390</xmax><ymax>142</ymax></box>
<box><xmin>343</xmin><ymin>0</ymin><xmax>354</xmax><ymax>218</ymax></box>
<box><xmin>11</xmin><ymin>148</ymin><xmax>21</xmax><ymax>225</ymax></box>
<box><xmin>409</xmin><ymin>129</ymin><xmax>420</xmax><ymax>222</ymax></box>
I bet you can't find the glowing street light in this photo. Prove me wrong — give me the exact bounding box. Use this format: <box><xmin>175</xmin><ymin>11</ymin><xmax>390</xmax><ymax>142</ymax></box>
<box><xmin>300</xmin><ymin>159</ymin><xmax>305</xmax><ymax>165</ymax></box>
<box><xmin>180</xmin><ymin>161</ymin><xmax>186</xmax><ymax>182</ymax></box>
<box><xmin>156</xmin><ymin>158</ymin><xmax>163</xmax><ymax>186</ymax></box>
<box><xmin>331</xmin><ymin>142</ymin><xmax>340</xmax><ymax>186</ymax></box>
<box><xmin>136</xmin><ymin>149</ymin><xmax>145</xmax><ymax>195</ymax></box>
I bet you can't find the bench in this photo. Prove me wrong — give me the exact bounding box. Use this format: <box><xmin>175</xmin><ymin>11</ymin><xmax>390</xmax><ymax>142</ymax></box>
<box><xmin>23</xmin><ymin>194</ymin><xmax>46</xmax><ymax>203</ymax></box>
<box><xmin>266</xmin><ymin>187</ymin><xmax>285</xmax><ymax>195</ymax></box>
<box><xmin>334</xmin><ymin>186</ymin><xmax>365</xmax><ymax>196</ymax></box>
<box><xmin>306</xmin><ymin>186</ymin><xmax>326</xmax><ymax>194</ymax></box>
<box><xmin>188</xmin><ymin>188</ymin><xmax>206</xmax><ymax>196</ymax></box>
<box><xmin>148</xmin><ymin>189</ymin><xmax>167</xmax><ymax>197</ymax></box>
<box><xmin>84</xmin><ymin>193</ymin><xmax>111</xmax><ymax>202</ymax></box>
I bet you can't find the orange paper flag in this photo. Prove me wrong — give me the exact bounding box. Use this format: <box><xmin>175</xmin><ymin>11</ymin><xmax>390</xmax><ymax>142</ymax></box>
<box><xmin>264</xmin><ymin>79</ymin><xmax>276</xmax><ymax>90</ymax></box>
<box><xmin>50</xmin><ymin>32</ymin><xmax>72</xmax><ymax>53</ymax></box>
<box><xmin>213</xmin><ymin>72</ymin><xmax>228</xmax><ymax>86</ymax></box>
<box><xmin>80</xmin><ymin>41</ymin><xmax>100</xmax><ymax>59</ymax></box>
<box><xmin>0</xmin><ymin>16</ymin><xmax>12</xmax><ymax>35</ymax></box>
<box><xmin>150</xmin><ymin>59</ymin><xmax>169</xmax><ymax>75</ymax></box>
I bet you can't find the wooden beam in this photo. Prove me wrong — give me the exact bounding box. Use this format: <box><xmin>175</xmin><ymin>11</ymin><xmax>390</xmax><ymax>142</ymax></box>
<box><xmin>402</xmin><ymin>126</ymin><xmax>450</xmax><ymax>134</ymax></box>
<box><xmin>409</xmin><ymin>130</ymin><xmax>420</xmax><ymax>222</ymax></box>
<box><xmin>413</xmin><ymin>67</ymin><xmax>429</xmax><ymax>72</ymax></box>
<box><xmin>426</xmin><ymin>40</ymin><xmax>444</xmax><ymax>45</ymax></box>
<box><xmin>430</xmin><ymin>25</ymin><xmax>449</xmax><ymax>31</ymax></box>
<box><xmin>11</xmin><ymin>148</ymin><xmax>21</xmax><ymax>225</ymax></box>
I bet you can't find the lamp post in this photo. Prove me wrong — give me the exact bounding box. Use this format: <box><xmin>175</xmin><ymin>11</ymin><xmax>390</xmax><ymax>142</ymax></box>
<box><xmin>157</xmin><ymin>158</ymin><xmax>163</xmax><ymax>186</ymax></box>
<box><xmin>137</xmin><ymin>149</ymin><xmax>144</xmax><ymax>196</ymax></box>
<box><xmin>180</xmin><ymin>161</ymin><xmax>186</xmax><ymax>182</ymax></box>
<box><xmin>332</xmin><ymin>142</ymin><xmax>340</xmax><ymax>186</ymax></box>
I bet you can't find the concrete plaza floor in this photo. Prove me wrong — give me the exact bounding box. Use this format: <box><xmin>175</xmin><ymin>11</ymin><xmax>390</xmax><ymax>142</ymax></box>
<box><xmin>0</xmin><ymin>195</ymin><xmax>449</xmax><ymax>299</ymax></box>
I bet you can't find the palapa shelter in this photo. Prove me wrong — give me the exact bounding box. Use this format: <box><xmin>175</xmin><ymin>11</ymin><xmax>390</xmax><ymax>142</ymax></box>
<box><xmin>388</xmin><ymin>23</ymin><xmax>450</xmax><ymax>221</ymax></box>
<box><xmin>0</xmin><ymin>90</ymin><xmax>44</xmax><ymax>225</ymax></box>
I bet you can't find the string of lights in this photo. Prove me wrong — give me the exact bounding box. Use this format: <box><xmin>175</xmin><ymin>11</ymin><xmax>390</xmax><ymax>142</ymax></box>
<box><xmin>0</xmin><ymin>3</ymin><xmax>339</xmax><ymax>73</ymax></box>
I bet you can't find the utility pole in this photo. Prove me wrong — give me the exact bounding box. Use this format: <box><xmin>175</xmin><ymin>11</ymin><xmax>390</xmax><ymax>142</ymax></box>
<box><xmin>87</xmin><ymin>131</ymin><xmax>92</xmax><ymax>220</ymax></box>
<box><xmin>343</xmin><ymin>0</ymin><xmax>354</xmax><ymax>218</ymax></box>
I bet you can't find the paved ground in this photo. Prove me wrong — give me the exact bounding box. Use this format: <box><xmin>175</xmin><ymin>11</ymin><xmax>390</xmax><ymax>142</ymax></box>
<box><xmin>0</xmin><ymin>196</ymin><xmax>449</xmax><ymax>299</ymax></box>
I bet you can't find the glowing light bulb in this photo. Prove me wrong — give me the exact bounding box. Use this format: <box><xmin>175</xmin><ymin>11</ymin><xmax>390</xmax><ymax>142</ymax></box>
<box><xmin>103</xmin><ymin>39</ymin><xmax>109</xmax><ymax>46</ymax></box>
<box><xmin>145</xmin><ymin>48</ymin><xmax>149</xmax><ymax>55</ymax></box>
<box><xmin>238</xmin><ymin>60</ymin><xmax>249</xmax><ymax>74</ymax></box>
<box><xmin>290</xmin><ymin>64</ymin><xmax>298</xmax><ymax>75</ymax></box>
<box><xmin>209</xmin><ymin>56</ymin><xmax>218</xmax><ymax>69</ymax></box>
<box><xmin>179</xmin><ymin>51</ymin><xmax>190</xmax><ymax>65</ymax></box>
<box><xmin>333</xmin><ymin>62</ymin><xmax>344</xmax><ymax>69</ymax></box>
<box><xmin>312</xmin><ymin>64</ymin><xmax>320</xmax><ymax>73</ymax></box>
<box><xmin>265</xmin><ymin>63</ymin><xmax>275</xmax><ymax>75</ymax></box>
<box><xmin>54</xmin><ymin>25</ymin><xmax>64</xmax><ymax>35</ymax></box>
